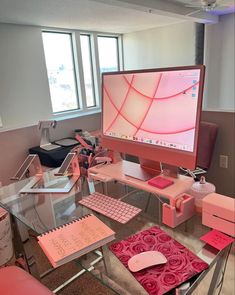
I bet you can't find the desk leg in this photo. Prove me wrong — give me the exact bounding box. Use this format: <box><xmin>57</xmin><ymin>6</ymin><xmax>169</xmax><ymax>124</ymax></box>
<box><xmin>53</xmin><ymin>250</ymin><xmax>103</xmax><ymax>293</ymax></box>
<box><xmin>11</xmin><ymin>216</ymin><xmax>40</xmax><ymax>279</ymax></box>
<box><xmin>87</xmin><ymin>179</ymin><xmax>96</xmax><ymax>194</ymax></box>
<box><xmin>102</xmin><ymin>182</ymin><xmax>108</xmax><ymax>195</ymax></box>
<box><xmin>185</xmin><ymin>245</ymin><xmax>231</xmax><ymax>295</ymax></box>
<box><xmin>144</xmin><ymin>193</ymin><xmax>151</xmax><ymax>213</ymax></box>
<box><xmin>158</xmin><ymin>199</ymin><xmax>162</xmax><ymax>225</ymax></box>
<box><xmin>207</xmin><ymin>245</ymin><xmax>231</xmax><ymax>295</ymax></box>
<box><xmin>101</xmin><ymin>245</ymin><xmax>111</xmax><ymax>277</ymax></box>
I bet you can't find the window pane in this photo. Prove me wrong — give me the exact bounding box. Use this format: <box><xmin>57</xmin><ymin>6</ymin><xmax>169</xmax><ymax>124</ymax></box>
<box><xmin>98</xmin><ymin>36</ymin><xmax>119</xmax><ymax>73</ymax></box>
<box><xmin>80</xmin><ymin>35</ymin><xmax>96</xmax><ymax>108</ymax></box>
<box><xmin>42</xmin><ymin>32</ymin><xmax>79</xmax><ymax>113</ymax></box>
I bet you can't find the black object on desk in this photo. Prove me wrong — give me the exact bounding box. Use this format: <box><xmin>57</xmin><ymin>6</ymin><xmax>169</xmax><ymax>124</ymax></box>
<box><xmin>29</xmin><ymin>145</ymin><xmax>76</xmax><ymax>167</ymax></box>
<box><xmin>29</xmin><ymin>136</ymin><xmax>94</xmax><ymax>168</ymax></box>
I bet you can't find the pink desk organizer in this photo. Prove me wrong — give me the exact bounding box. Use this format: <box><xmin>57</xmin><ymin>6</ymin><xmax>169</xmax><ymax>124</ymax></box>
<box><xmin>202</xmin><ymin>193</ymin><xmax>235</xmax><ymax>237</ymax></box>
<box><xmin>162</xmin><ymin>193</ymin><xmax>195</xmax><ymax>228</ymax></box>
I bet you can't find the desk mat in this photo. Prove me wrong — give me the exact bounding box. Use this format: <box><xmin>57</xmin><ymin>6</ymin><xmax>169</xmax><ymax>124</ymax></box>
<box><xmin>109</xmin><ymin>226</ymin><xmax>208</xmax><ymax>295</ymax></box>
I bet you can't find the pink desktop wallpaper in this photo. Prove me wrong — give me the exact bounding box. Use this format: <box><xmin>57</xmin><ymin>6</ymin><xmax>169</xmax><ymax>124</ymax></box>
<box><xmin>103</xmin><ymin>69</ymin><xmax>201</xmax><ymax>152</ymax></box>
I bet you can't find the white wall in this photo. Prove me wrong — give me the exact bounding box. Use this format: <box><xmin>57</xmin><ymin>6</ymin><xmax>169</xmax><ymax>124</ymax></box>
<box><xmin>123</xmin><ymin>21</ymin><xmax>196</xmax><ymax>70</ymax></box>
<box><xmin>204</xmin><ymin>13</ymin><xmax>235</xmax><ymax>111</ymax></box>
<box><xmin>123</xmin><ymin>14</ymin><xmax>235</xmax><ymax>112</ymax></box>
<box><xmin>0</xmin><ymin>23</ymin><xmax>101</xmax><ymax>185</ymax></box>
<box><xmin>0</xmin><ymin>24</ymin><xmax>53</xmax><ymax>130</ymax></box>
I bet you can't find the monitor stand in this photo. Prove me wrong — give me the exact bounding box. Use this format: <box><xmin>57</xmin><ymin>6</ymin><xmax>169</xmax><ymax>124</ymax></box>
<box><xmin>123</xmin><ymin>158</ymin><xmax>162</xmax><ymax>181</ymax></box>
<box><xmin>123</xmin><ymin>158</ymin><xmax>179</xmax><ymax>181</ymax></box>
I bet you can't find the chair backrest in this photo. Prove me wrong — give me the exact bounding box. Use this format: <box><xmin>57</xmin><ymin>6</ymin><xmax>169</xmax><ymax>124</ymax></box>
<box><xmin>0</xmin><ymin>266</ymin><xmax>53</xmax><ymax>295</ymax></box>
<box><xmin>197</xmin><ymin>121</ymin><xmax>218</xmax><ymax>170</ymax></box>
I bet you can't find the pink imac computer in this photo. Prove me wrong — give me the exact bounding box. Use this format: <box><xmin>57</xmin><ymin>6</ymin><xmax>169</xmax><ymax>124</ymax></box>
<box><xmin>101</xmin><ymin>65</ymin><xmax>205</xmax><ymax>180</ymax></box>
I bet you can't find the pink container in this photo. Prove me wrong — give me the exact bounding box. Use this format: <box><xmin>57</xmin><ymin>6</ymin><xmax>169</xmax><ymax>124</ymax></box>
<box><xmin>202</xmin><ymin>193</ymin><xmax>235</xmax><ymax>237</ymax></box>
<box><xmin>188</xmin><ymin>176</ymin><xmax>215</xmax><ymax>212</ymax></box>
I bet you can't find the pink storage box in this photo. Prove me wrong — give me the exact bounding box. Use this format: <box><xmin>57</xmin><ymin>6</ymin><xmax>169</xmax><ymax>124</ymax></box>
<box><xmin>202</xmin><ymin>193</ymin><xmax>235</xmax><ymax>237</ymax></box>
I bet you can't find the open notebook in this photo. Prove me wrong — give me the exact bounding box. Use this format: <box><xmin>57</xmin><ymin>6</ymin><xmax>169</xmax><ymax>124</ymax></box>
<box><xmin>38</xmin><ymin>214</ymin><xmax>115</xmax><ymax>268</ymax></box>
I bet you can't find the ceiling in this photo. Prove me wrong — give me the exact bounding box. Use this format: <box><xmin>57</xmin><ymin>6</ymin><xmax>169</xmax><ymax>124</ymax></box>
<box><xmin>0</xmin><ymin>0</ymin><xmax>234</xmax><ymax>34</ymax></box>
<box><xmin>169</xmin><ymin>0</ymin><xmax>235</xmax><ymax>14</ymax></box>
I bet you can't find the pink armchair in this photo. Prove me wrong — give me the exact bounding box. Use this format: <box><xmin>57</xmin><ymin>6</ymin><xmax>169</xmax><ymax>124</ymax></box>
<box><xmin>0</xmin><ymin>266</ymin><xmax>53</xmax><ymax>295</ymax></box>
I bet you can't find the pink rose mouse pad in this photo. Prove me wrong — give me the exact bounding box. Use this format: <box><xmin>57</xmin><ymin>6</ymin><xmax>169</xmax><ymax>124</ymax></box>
<box><xmin>109</xmin><ymin>226</ymin><xmax>208</xmax><ymax>295</ymax></box>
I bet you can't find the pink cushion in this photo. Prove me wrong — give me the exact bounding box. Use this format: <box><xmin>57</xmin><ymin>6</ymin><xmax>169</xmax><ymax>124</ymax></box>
<box><xmin>0</xmin><ymin>266</ymin><xmax>53</xmax><ymax>295</ymax></box>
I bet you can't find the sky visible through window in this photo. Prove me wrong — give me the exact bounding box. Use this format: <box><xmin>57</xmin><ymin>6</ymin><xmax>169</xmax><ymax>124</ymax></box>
<box><xmin>42</xmin><ymin>32</ymin><xmax>78</xmax><ymax>113</ymax></box>
<box><xmin>42</xmin><ymin>32</ymin><xmax>120</xmax><ymax>113</ymax></box>
<box><xmin>98</xmin><ymin>36</ymin><xmax>118</xmax><ymax>73</ymax></box>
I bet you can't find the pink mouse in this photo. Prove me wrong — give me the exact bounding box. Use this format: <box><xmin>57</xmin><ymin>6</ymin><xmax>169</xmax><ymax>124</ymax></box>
<box><xmin>128</xmin><ymin>251</ymin><xmax>167</xmax><ymax>272</ymax></box>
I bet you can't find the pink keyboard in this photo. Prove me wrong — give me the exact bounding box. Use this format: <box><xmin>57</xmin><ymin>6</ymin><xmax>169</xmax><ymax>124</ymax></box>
<box><xmin>79</xmin><ymin>192</ymin><xmax>141</xmax><ymax>224</ymax></box>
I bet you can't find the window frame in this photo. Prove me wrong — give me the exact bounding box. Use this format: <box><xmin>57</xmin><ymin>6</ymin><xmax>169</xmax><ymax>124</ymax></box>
<box><xmin>41</xmin><ymin>29</ymin><xmax>122</xmax><ymax>120</ymax></box>
<box><xmin>80</xmin><ymin>33</ymin><xmax>96</xmax><ymax>109</ymax></box>
<box><xmin>42</xmin><ymin>30</ymin><xmax>80</xmax><ymax>114</ymax></box>
<box><xmin>97</xmin><ymin>35</ymin><xmax>120</xmax><ymax>73</ymax></box>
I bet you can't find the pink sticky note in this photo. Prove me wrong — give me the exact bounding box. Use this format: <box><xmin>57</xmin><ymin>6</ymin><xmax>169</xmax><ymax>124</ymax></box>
<box><xmin>200</xmin><ymin>229</ymin><xmax>234</xmax><ymax>250</ymax></box>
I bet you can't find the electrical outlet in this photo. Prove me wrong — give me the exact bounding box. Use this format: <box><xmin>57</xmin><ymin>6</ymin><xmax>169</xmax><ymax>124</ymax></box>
<box><xmin>219</xmin><ymin>155</ymin><xmax>228</xmax><ymax>169</ymax></box>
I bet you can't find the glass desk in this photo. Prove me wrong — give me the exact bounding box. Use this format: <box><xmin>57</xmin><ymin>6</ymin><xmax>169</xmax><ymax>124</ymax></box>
<box><xmin>0</xmin><ymin>171</ymin><xmax>230</xmax><ymax>295</ymax></box>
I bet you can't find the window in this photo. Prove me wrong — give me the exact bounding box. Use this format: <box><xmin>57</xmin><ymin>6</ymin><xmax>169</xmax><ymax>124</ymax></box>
<box><xmin>42</xmin><ymin>31</ymin><xmax>121</xmax><ymax>115</ymax></box>
<box><xmin>98</xmin><ymin>36</ymin><xmax>119</xmax><ymax>73</ymax></box>
<box><xmin>42</xmin><ymin>32</ymin><xmax>79</xmax><ymax>113</ymax></box>
<box><xmin>80</xmin><ymin>35</ymin><xmax>96</xmax><ymax>108</ymax></box>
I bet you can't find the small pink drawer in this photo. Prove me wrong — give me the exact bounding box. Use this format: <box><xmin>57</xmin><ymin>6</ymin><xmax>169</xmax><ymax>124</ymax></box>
<box><xmin>202</xmin><ymin>193</ymin><xmax>235</xmax><ymax>237</ymax></box>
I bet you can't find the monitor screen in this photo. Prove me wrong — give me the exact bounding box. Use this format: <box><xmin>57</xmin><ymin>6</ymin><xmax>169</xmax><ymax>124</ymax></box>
<box><xmin>101</xmin><ymin>65</ymin><xmax>205</xmax><ymax>170</ymax></box>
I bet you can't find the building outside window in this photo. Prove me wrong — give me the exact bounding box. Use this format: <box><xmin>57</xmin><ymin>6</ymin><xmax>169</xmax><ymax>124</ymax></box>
<box><xmin>42</xmin><ymin>32</ymin><xmax>79</xmax><ymax>113</ymax></box>
<box><xmin>42</xmin><ymin>31</ymin><xmax>121</xmax><ymax>114</ymax></box>
<box><xmin>98</xmin><ymin>36</ymin><xmax>119</xmax><ymax>73</ymax></box>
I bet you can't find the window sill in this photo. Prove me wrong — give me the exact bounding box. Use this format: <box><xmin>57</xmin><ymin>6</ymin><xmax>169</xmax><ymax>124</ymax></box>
<box><xmin>52</xmin><ymin>107</ymin><xmax>101</xmax><ymax>121</ymax></box>
<box><xmin>0</xmin><ymin>108</ymin><xmax>101</xmax><ymax>133</ymax></box>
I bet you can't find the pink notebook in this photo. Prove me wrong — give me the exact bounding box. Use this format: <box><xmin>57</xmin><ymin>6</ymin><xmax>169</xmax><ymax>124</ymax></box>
<box><xmin>200</xmin><ymin>229</ymin><xmax>234</xmax><ymax>250</ymax></box>
<box><xmin>109</xmin><ymin>227</ymin><xmax>208</xmax><ymax>295</ymax></box>
<box><xmin>148</xmin><ymin>177</ymin><xmax>174</xmax><ymax>189</ymax></box>
<box><xmin>38</xmin><ymin>214</ymin><xmax>115</xmax><ymax>268</ymax></box>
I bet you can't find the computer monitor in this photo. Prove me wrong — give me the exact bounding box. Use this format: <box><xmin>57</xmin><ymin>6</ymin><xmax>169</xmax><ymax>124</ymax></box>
<box><xmin>101</xmin><ymin>65</ymin><xmax>205</xmax><ymax>179</ymax></box>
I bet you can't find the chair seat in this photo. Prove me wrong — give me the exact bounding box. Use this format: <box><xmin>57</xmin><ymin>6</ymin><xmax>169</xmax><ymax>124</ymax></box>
<box><xmin>0</xmin><ymin>266</ymin><xmax>53</xmax><ymax>295</ymax></box>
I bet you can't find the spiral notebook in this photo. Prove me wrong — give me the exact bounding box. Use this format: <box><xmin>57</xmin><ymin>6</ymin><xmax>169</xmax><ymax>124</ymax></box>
<box><xmin>38</xmin><ymin>214</ymin><xmax>115</xmax><ymax>268</ymax></box>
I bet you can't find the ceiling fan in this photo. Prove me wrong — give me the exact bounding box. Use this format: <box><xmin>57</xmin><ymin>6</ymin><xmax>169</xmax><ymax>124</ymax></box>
<box><xmin>185</xmin><ymin>0</ymin><xmax>233</xmax><ymax>12</ymax></box>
